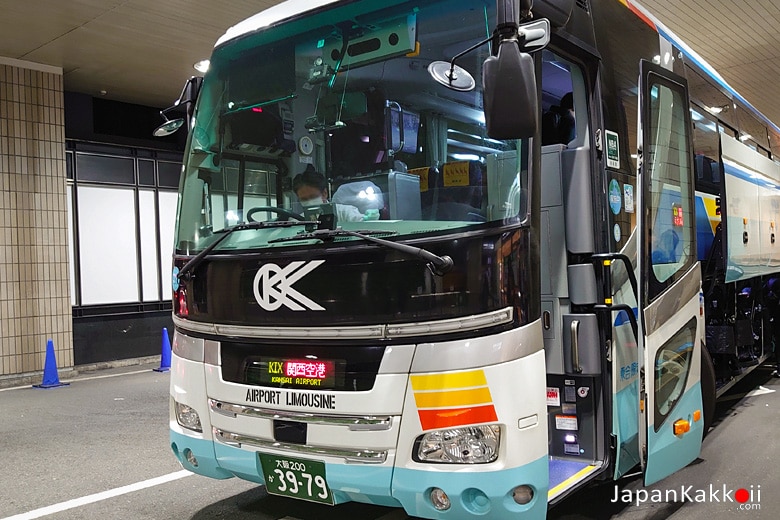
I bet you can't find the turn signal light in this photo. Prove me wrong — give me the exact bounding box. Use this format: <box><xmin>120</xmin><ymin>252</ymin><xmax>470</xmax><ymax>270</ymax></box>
<box><xmin>430</xmin><ymin>488</ymin><xmax>451</xmax><ymax>511</ymax></box>
<box><xmin>693</xmin><ymin>410</ymin><xmax>702</xmax><ymax>422</ymax></box>
<box><xmin>673</xmin><ymin>419</ymin><xmax>690</xmax><ymax>436</ymax></box>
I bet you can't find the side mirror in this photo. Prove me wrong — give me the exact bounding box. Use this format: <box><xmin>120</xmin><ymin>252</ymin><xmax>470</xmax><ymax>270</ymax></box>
<box><xmin>153</xmin><ymin>116</ymin><xmax>185</xmax><ymax>137</ymax></box>
<box><xmin>153</xmin><ymin>76</ymin><xmax>203</xmax><ymax>137</ymax></box>
<box><xmin>483</xmin><ymin>18</ymin><xmax>550</xmax><ymax>140</ymax></box>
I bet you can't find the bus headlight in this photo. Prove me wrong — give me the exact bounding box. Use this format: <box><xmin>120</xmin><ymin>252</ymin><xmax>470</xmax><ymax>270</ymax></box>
<box><xmin>174</xmin><ymin>401</ymin><xmax>203</xmax><ymax>432</ymax></box>
<box><xmin>415</xmin><ymin>425</ymin><xmax>500</xmax><ymax>464</ymax></box>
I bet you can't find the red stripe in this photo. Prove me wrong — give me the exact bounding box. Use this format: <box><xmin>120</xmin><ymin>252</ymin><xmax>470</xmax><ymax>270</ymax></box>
<box><xmin>418</xmin><ymin>405</ymin><xmax>498</xmax><ymax>431</ymax></box>
<box><xmin>626</xmin><ymin>1</ymin><xmax>657</xmax><ymax>31</ymax></box>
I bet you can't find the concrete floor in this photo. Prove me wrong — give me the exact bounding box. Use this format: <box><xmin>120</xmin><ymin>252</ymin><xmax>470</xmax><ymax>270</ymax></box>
<box><xmin>0</xmin><ymin>362</ymin><xmax>776</xmax><ymax>520</ymax></box>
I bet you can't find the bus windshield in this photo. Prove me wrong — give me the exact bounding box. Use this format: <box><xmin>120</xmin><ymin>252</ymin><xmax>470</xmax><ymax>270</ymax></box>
<box><xmin>175</xmin><ymin>0</ymin><xmax>529</xmax><ymax>254</ymax></box>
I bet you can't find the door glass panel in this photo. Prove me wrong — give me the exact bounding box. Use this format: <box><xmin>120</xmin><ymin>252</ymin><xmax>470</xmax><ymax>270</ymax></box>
<box><xmin>609</xmin><ymin>231</ymin><xmax>642</xmax><ymax>477</ymax></box>
<box><xmin>646</xmin><ymin>79</ymin><xmax>694</xmax><ymax>298</ymax></box>
<box><xmin>653</xmin><ymin>318</ymin><xmax>696</xmax><ymax>430</ymax></box>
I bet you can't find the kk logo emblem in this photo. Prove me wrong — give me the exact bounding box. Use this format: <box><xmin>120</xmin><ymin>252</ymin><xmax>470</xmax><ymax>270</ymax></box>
<box><xmin>253</xmin><ymin>261</ymin><xmax>325</xmax><ymax>311</ymax></box>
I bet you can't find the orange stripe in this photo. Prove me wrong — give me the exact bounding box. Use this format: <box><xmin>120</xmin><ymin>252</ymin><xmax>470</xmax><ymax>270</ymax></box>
<box><xmin>418</xmin><ymin>405</ymin><xmax>498</xmax><ymax>431</ymax></box>
<box><xmin>625</xmin><ymin>1</ymin><xmax>657</xmax><ymax>30</ymax></box>
<box><xmin>414</xmin><ymin>387</ymin><xmax>493</xmax><ymax>408</ymax></box>
<box><xmin>410</xmin><ymin>370</ymin><xmax>487</xmax><ymax>391</ymax></box>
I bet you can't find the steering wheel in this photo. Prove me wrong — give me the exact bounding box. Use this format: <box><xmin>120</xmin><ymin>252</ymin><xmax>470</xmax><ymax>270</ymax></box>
<box><xmin>246</xmin><ymin>206</ymin><xmax>304</xmax><ymax>222</ymax></box>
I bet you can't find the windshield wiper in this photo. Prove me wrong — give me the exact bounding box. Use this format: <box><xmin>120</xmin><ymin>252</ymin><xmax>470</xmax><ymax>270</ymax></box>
<box><xmin>270</xmin><ymin>229</ymin><xmax>454</xmax><ymax>276</ymax></box>
<box><xmin>224</xmin><ymin>93</ymin><xmax>297</xmax><ymax>115</ymax></box>
<box><xmin>177</xmin><ymin>220</ymin><xmax>316</xmax><ymax>281</ymax></box>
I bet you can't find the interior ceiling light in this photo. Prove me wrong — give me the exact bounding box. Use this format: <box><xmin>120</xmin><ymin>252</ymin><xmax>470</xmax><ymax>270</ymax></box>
<box><xmin>193</xmin><ymin>59</ymin><xmax>210</xmax><ymax>73</ymax></box>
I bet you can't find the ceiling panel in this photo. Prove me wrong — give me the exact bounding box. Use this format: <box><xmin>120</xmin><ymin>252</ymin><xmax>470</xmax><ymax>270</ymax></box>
<box><xmin>0</xmin><ymin>0</ymin><xmax>279</xmax><ymax>107</ymax></box>
<box><xmin>0</xmin><ymin>0</ymin><xmax>778</xmax><ymax>127</ymax></box>
<box><xmin>640</xmin><ymin>0</ymin><xmax>780</xmax><ymax>124</ymax></box>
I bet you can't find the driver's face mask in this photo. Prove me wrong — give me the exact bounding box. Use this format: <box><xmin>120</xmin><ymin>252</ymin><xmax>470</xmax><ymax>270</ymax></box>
<box><xmin>300</xmin><ymin>197</ymin><xmax>323</xmax><ymax>208</ymax></box>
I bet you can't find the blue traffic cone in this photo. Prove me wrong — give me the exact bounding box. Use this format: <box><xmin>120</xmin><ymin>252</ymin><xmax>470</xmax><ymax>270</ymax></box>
<box><xmin>154</xmin><ymin>328</ymin><xmax>172</xmax><ymax>372</ymax></box>
<box><xmin>33</xmin><ymin>339</ymin><xmax>70</xmax><ymax>389</ymax></box>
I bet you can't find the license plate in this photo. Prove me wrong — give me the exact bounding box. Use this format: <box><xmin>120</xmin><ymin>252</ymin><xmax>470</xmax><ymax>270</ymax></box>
<box><xmin>258</xmin><ymin>453</ymin><xmax>334</xmax><ymax>505</ymax></box>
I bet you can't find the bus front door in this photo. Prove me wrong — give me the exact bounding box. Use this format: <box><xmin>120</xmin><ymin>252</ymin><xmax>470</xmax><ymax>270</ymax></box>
<box><xmin>636</xmin><ymin>60</ymin><xmax>705</xmax><ymax>486</ymax></box>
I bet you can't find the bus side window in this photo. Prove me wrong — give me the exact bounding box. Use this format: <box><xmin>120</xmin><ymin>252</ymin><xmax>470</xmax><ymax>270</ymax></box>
<box><xmin>540</xmin><ymin>51</ymin><xmax>588</xmax><ymax>149</ymax></box>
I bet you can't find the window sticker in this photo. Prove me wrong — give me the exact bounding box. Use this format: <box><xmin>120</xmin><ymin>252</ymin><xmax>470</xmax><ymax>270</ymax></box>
<box><xmin>624</xmin><ymin>184</ymin><xmax>635</xmax><ymax>213</ymax></box>
<box><xmin>547</xmin><ymin>387</ymin><xmax>561</xmax><ymax>407</ymax></box>
<box><xmin>605</xmin><ymin>130</ymin><xmax>620</xmax><ymax>169</ymax></box>
<box><xmin>555</xmin><ymin>415</ymin><xmax>578</xmax><ymax>431</ymax></box>
<box><xmin>609</xmin><ymin>179</ymin><xmax>622</xmax><ymax>215</ymax></box>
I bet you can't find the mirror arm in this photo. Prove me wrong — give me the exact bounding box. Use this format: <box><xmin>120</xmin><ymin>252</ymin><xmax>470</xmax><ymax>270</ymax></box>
<box><xmin>447</xmin><ymin>34</ymin><xmax>495</xmax><ymax>80</ymax></box>
<box><xmin>493</xmin><ymin>1</ymin><xmax>533</xmax><ymax>53</ymax></box>
<box><xmin>161</xmin><ymin>76</ymin><xmax>203</xmax><ymax>118</ymax></box>
<box><xmin>497</xmin><ymin>0</ymin><xmax>534</xmax><ymax>32</ymax></box>
<box><xmin>153</xmin><ymin>77</ymin><xmax>202</xmax><ymax>137</ymax></box>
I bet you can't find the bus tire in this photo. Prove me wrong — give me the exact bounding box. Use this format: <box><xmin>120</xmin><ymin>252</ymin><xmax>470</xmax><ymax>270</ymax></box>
<box><xmin>700</xmin><ymin>343</ymin><xmax>716</xmax><ymax>437</ymax></box>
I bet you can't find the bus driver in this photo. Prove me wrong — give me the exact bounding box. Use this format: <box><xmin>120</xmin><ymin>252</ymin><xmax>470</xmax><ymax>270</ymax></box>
<box><xmin>292</xmin><ymin>168</ymin><xmax>377</xmax><ymax>222</ymax></box>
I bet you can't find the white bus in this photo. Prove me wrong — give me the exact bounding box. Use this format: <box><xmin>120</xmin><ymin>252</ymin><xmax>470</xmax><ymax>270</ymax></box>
<box><xmin>163</xmin><ymin>0</ymin><xmax>779</xmax><ymax>517</ymax></box>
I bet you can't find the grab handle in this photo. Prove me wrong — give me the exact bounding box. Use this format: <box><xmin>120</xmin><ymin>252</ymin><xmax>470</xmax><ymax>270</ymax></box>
<box><xmin>571</xmin><ymin>320</ymin><xmax>582</xmax><ymax>374</ymax></box>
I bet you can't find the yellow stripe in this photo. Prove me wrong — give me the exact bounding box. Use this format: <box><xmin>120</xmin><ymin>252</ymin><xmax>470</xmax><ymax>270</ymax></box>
<box><xmin>410</xmin><ymin>370</ymin><xmax>487</xmax><ymax>391</ymax></box>
<box><xmin>547</xmin><ymin>465</ymin><xmax>599</xmax><ymax>499</ymax></box>
<box><xmin>702</xmin><ymin>196</ymin><xmax>717</xmax><ymax>217</ymax></box>
<box><xmin>414</xmin><ymin>387</ymin><xmax>493</xmax><ymax>408</ymax></box>
<box><xmin>700</xmin><ymin>196</ymin><xmax>722</xmax><ymax>234</ymax></box>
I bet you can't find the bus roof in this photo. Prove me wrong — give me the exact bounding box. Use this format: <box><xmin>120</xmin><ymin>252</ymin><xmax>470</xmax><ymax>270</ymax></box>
<box><xmin>215</xmin><ymin>0</ymin><xmax>341</xmax><ymax>48</ymax></box>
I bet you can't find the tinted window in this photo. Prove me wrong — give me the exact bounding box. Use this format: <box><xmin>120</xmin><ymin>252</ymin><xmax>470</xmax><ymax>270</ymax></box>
<box><xmin>75</xmin><ymin>154</ymin><xmax>134</xmax><ymax>184</ymax></box>
<box><xmin>654</xmin><ymin>318</ymin><xmax>695</xmax><ymax>430</ymax></box>
<box><xmin>158</xmin><ymin>161</ymin><xmax>182</xmax><ymax>188</ymax></box>
<box><xmin>138</xmin><ymin>159</ymin><xmax>155</xmax><ymax>186</ymax></box>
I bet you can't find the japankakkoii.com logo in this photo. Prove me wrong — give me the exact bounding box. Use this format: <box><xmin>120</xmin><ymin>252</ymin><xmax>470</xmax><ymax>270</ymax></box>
<box><xmin>612</xmin><ymin>484</ymin><xmax>761</xmax><ymax>510</ymax></box>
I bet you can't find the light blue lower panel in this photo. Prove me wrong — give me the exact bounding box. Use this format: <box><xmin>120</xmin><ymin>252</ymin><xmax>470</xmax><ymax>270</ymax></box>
<box><xmin>325</xmin><ymin>462</ymin><xmax>400</xmax><ymax>507</ymax></box>
<box><xmin>172</xmin><ymin>430</ymin><xmax>400</xmax><ymax>507</ymax></box>
<box><xmin>172</xmin><ymin>431</ymin><xmax>549</xmax><ymax>518</ymax></box>
<box><xmin>392</xmin><ymin>455</ymin><xmax>549</xmax><ymax>520</ymax></box>
<box><xmin>613</xmin><ymin>381</ymin><xmax>641</xmax><ymax>479</ymax></box>
<box><xmin>644</xmin><ymin>382</ymin><xmax>704</xmax><ymax>486</ymax></box>
<box><xmin>170</xmin><ymin>431</ymin><xmax>233</xmax><ymax>480</ymax></box>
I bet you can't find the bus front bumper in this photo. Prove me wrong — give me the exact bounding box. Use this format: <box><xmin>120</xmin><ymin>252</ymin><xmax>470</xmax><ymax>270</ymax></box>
<box><xmin>170</xmin><ymin>428</ymin><xmax>548</xmax><ymax>518</ymax></box>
